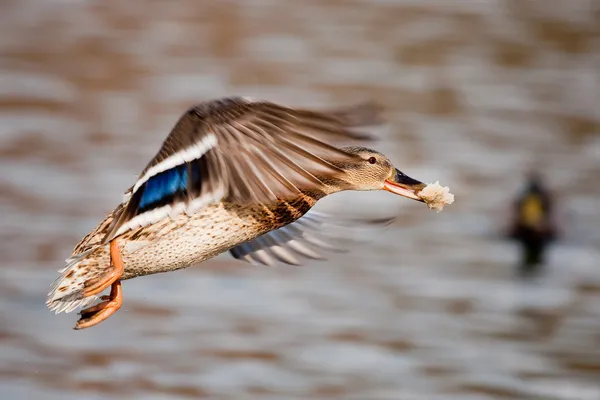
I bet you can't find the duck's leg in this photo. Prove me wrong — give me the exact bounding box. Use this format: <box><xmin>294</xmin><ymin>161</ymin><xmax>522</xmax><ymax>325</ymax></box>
<box><xmin>82</xmin><ymin>240</ymin><xmax>124</xmax><ymax>297</ymax></box>
<box><xmin>74</xmin><ymin>239</ymin><xmax>125</xmax><ymax>330</ymax></box>
<box><xmin>75</xmin><ymin>280</ymin><xmax>123</xmax><ymax>330</ymax></box>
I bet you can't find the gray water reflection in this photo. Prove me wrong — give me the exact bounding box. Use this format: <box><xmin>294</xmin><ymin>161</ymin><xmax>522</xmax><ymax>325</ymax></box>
<box><xmin>1</xmin><ymin>1</ymin><xmax>600</xmax><ymax>399</ymax></box>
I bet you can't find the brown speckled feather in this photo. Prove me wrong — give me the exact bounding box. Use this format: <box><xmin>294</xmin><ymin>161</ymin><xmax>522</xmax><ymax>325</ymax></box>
<box><xmin>47</xmin><ymin>193</ymin><xmax>321</xmax><ymax>313</ymax></box>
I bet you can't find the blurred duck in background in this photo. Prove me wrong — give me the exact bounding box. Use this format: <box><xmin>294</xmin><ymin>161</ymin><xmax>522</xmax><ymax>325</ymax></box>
<box><xmin>508</xmin><ymin>171</ymin><xmax>558</xmax><ymax>276</ymax></box>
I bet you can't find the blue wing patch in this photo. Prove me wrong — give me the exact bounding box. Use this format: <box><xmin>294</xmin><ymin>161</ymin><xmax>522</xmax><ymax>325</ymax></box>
<box><xmin>138</xmin><ymin>165</ymin><xmax>188</xmax><ymax>210</ymax></box>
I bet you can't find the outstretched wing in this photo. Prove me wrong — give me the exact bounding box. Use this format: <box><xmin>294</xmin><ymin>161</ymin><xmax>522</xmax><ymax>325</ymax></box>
<box><xmin>229</xmin><ymin>210</ymin><xmax>394</xmax><ymax>266</ymax></box>
<box><xmin>103</xmin><ymin>97</ymin><xmax>382</xmax><ymax>242</ymax></box>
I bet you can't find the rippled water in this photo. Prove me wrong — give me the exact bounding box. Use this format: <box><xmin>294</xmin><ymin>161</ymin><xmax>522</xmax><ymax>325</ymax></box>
<box><xmin>1</xmin><ymin>1</ymin><xmax>600</xmax><ymax>399</ymax></box>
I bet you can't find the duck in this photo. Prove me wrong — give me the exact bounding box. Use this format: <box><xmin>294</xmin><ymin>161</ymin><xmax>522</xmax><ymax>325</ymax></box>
<box><xmin>47</xmin><ymin>96</ymin><xmax>429</xmax><ymax>330</ymax></box>
<box><xmin>508</xmin><ymin>171</ymin><xmax>557</xmax><ymax>276</ymax></box>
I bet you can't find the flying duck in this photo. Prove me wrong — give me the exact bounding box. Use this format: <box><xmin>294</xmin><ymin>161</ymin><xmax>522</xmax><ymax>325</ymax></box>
<box><xmin>47</xmin><ymin>97</ymin><xmax>432</xmax><ymax>329</ymax></box>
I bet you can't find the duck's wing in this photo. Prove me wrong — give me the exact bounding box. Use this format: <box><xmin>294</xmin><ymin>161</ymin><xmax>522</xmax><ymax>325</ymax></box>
<box><xmin>229</xmin><ymin>210</ymin><xmax>394</xmax><ymax>266</ymax></box>
<box><xmin>103</xmin><ymin>97</ymin><xmax>382</xmax><ymax>242</ymax></box>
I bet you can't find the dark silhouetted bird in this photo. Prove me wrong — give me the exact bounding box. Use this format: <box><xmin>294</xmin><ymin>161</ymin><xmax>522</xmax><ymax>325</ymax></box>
<box><xmin>509</xmin><ymin>172</ymin><xmax>557</xmax><ymax>276</ymax></box>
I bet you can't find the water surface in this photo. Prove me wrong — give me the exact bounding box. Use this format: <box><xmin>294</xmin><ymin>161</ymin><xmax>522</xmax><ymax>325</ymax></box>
<box><xmin>1</xmin><ymin>1</ymin><xmax>600</xmax><ymax>399</ymax></box>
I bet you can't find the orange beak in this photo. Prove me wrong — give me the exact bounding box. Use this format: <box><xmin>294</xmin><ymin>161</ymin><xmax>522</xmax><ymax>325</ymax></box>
<box><xmin>383</xmin><ymin>168</ymin><xmax>426</xmax><ymax>201</ymax></box>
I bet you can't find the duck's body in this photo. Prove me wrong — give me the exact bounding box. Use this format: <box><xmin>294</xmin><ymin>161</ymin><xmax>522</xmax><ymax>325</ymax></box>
<box><xmin>509</xmin><ymin>172</ymin><xmax>557</xmax><ymax>276</ymax></box>
<box><xmin>70</xmin><ymin>195</ymin><xmax>317</xmax><ymax>282</ymax></box>
<box><xmin>47</xmin><ymin>97</ymin><xmax>428</xmax><ymax>329</ymax></box>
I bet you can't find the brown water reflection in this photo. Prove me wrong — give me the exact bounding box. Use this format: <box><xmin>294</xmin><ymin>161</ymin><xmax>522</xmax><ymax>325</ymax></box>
<box><xmin>1</xmin><ymin>0</ymin><xmax>600</xmax><ymax>399</ymax></box>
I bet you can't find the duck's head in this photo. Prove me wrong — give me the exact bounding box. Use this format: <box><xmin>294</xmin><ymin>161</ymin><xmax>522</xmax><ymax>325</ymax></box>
<box><xmin>335</xmin><ymin>147</ymin><xmax>426</xmax><ymax>202</ymax></box>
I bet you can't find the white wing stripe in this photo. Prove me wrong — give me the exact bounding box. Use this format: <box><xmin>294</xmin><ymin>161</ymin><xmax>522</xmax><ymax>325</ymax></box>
<box><xmin>132</xmin><ymin>133</ymin><xmax>218</xmax><ymax>194</ymax></box>
<box><xmin>113</xmin><ymin>188</ymin><xmax>225</xmax><ymax>237</ymax></box>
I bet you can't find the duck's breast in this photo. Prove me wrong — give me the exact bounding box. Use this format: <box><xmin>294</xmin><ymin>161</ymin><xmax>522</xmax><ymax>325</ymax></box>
<box><xmin>119</xmin><ymin>197</ymin><xmax>315</xmax><ymax>279</ymax></box>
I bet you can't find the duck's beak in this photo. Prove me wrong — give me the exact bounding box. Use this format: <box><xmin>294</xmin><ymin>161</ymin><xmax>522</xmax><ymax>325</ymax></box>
<box><xmin>383</xmin><ymin>168</ymin><xmax>426</xmax><ymax>201</ymax></box>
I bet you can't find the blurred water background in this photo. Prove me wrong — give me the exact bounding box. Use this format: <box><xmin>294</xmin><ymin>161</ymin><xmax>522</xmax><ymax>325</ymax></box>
<box><xmin>1</xmin><ymin>0</ymin><xmax>600</xmax><ymax>399</ymax></box>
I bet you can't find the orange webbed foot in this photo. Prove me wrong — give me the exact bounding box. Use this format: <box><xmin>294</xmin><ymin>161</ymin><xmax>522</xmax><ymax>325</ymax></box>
<box><xmin>75</xmin><ymin>280</ymin><xmax>123</xmax><ymax>330</ymax></box>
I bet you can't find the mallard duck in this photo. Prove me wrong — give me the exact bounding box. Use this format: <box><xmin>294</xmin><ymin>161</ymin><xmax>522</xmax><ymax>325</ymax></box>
<box><xmin>509</xmin><ymin>171</ymin><xmax>557</xmax><ymax>276</ymax></box>
<box><xmin>47</xmin><ymin>97</ymin><xmax>429</xmax><ymax>330</ymax></box>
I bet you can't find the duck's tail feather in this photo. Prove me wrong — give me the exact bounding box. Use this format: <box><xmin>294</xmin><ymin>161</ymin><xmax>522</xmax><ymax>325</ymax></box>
<box><xmin>46</xmin><ymin>246</ymin><xmax>109</xmax><ymax>314</ymax></box>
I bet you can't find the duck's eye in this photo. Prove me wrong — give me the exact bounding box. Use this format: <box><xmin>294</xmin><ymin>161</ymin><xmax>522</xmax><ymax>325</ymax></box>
<box><xmin>368</xmin><ymin>157</ymin><xmax>377</xmax><ymax>164</ymax></box>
